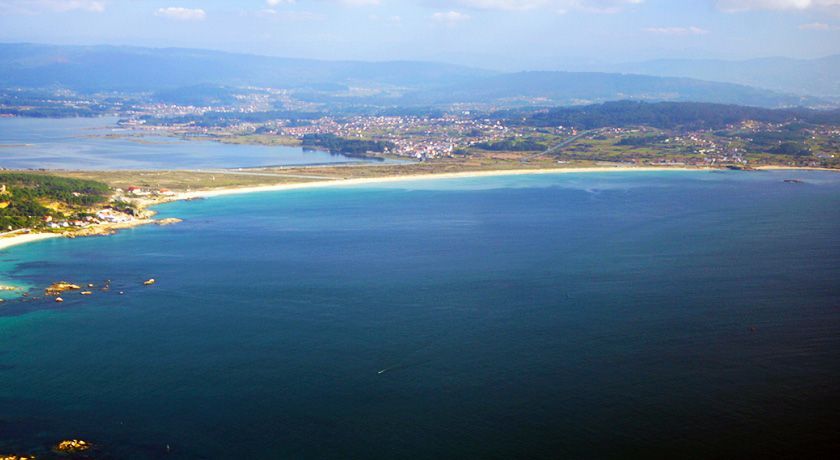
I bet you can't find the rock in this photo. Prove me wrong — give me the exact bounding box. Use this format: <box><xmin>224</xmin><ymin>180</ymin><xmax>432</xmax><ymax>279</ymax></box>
<box><xmin>53</xmin><ymin>439</ymin><xmax>93</xmax><ymax>454</ymax></box>
<box><xmin>155</xmin><ymin>218</ymin><xmax>183</xmax><ymax>226</ymax></box>
<box><xmin>45</xmin><ymin>282</ymin><xmax>82</xmax><ymax>296</ymax></box>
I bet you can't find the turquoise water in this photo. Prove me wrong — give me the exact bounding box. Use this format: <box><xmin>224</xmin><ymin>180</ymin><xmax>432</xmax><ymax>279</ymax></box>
<box><xmin>0</xmin><ymin>170</ymin><xmax>838</xmax><ymax>458</ymax></box>
<box><xmin>0</xmin><ymin>117</ymin><xmax>367</xmax><ymax>169</ymax></box>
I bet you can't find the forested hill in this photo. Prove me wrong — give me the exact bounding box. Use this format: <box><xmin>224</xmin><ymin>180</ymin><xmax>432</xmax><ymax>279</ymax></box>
<box><xmin>0</xmin><ymin>173</ymin><xmax>110</xmax><ymax>230</ymax></box>
<box><xmin>407</xmin><ymin>71</ymin><xmax>824</xmax><ymax>108</ymax></box>
<box><xmin>509</xmin><ymin>101</ymin><xmax>840</xmax><ymax>130</ymax></box>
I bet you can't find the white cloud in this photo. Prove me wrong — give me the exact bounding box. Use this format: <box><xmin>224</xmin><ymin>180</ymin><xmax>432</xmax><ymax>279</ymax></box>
<box><xmin>155</xmin><ymin>7</ymin><xmax>207</xmax><ymax>21</ymax></box>
<box><xmin>258</xmin><ymin>8</ymin><xmax>324</xmax><ymax>21</ymax></box>
<box><xmin>0</xmin><ymin>0</ymin><xmax>105</xmax><ymax>14</ymax></box>
<box><xmin>432</xmin><ymin>10</ymin><xmax>471</xmax><ymax>25</ymax></box>
<box><xmin>333</xmin><ymin>0</ymin><xmax>381</xmax><ymax>6</ymax></box>
<box><xmin>644</xmin><ymin>26</ymin><xmax>709</xmax><ymax>35</ymax></box>
<box><xmin>715</xmin><ymin>0</ymin><xmax>840</xmax><ymax>11</ymax></box>
<box><xmin>799</xmin><ymin>21</ymin><xmax>838</xmax><ymax>29</ymax></box>
<box><xmin>445</xmin><ymin>0</ymin><xmax>643</xmax><ymax>13</ymax></box>
<box><xmin>453</xmin><ymin>0</ymin><xmax>549</xmax><ymax>10</ymax></box>
<box><xmin>266</xmin><ymin>0</ymin><xmax>295</xmax><ymax>5</ymax></box>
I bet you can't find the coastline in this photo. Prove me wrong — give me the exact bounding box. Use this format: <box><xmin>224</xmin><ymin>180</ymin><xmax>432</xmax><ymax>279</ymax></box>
<box><xmin>173</xmin><ymin>166</ymin><xmax>711</xmax><ymax>200</ymax></box>
<box><xmin>1</xmin><ymin>165</ymin><xmax>836</xmax><ymax>254</ymax></box>
<box><xmin>0</xmin><ymin>232</ymin><xmax>61</xmax><ymax>251</ymax></box>
<box><xmin>175</xmin><ymin>166</ymin><xmax>840</xmax><ymax>201</ymax></box>
<box><xmin>0</xmin><ymin>219</ymin><xmax>155</xmax><ymax>253</ymax></box>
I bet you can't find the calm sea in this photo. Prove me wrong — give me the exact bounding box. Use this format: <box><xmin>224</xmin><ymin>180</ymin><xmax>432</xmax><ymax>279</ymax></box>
<box><xmin>1</xmin><ymin>171</ymin><xmax>838</xmax><ymax>459</ymax></box>
<box><xmin>0</xmin><ymin>117</ymin><xmax>371</xmax><ymax>170</ymax></box>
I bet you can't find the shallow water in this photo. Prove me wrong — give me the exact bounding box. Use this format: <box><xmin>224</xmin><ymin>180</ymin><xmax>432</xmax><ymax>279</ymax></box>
<box><xmin>0</xmin><ymin>170</ymin><xmax>838</xmax><ymax>458</ymax></box>
<box><xmin>0</xmin><ymin>117</ymin><xmax>369</xmax><ymax>170</ymax></box>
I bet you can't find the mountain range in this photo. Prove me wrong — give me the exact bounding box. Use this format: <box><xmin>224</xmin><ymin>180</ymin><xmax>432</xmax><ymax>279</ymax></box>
<box><xmin>0</xmin><ymin>43</ymin><xmax>835</xmax><ymax>109</ymax></box>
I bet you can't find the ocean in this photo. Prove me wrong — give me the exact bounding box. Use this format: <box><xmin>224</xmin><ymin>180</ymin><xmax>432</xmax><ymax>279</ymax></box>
<box><xmin>1</xmin><ymin>170</ymin><xmax>838</xmax><ymax>458</ymax></box>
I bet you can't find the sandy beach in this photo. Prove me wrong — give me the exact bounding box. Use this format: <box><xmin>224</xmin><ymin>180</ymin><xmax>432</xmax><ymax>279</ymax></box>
<box><xmin>0</xmin><ymin>232</ymin><xmax>61</xmax><ymax>251</ymax></box>
<box><xmin>174</xmin><ymin>166</ymin><xmax>709</xmax><ymax>200</ymax></box>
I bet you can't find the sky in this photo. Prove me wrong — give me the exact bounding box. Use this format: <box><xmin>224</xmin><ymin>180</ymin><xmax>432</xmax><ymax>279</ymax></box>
<box><xmin>0</xmin><ymin>0</ymin><xmax>838</xmax><ymax>69</ymax></box>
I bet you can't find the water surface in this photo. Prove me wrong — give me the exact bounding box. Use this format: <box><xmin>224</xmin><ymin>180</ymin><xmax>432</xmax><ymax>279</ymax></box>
<box><xmin>0</xmin><ymin>117</ymin><xmax>369</xmax><ymax>170</ymax></box>
<box><xmin>0</xmin><ymin>170</ymin><xmax>838</xmax><ymax>458</ymax></box>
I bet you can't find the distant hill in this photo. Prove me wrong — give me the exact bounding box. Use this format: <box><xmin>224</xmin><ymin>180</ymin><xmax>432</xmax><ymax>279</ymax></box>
<box><xmin>607</xmin><ymin>55</ymin><xmax>840</xmax><ymax>98</ymax></box>
<box><xmin>0</xmin><ymin>43</ymin><xmax>493</xmax><ymax>92</ymax></box>
<box><xmin>0</xmin><ymin>43</ymin><xmax>831</xmax><ymax>109</ymax></box>
<box><xmin>509</xmin><ymin>100</ymin><xmax>840</xmax><ymax>130</ymax></box>
<box><xmin>406</xmin><ymin>71</ymin><xmax>824</xmax><ymax>108</ymax></box>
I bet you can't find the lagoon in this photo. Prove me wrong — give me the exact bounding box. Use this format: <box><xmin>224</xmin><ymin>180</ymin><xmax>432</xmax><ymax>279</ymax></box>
<box><xmin>0</xmin><ymin>117</ymin><xmax>370</xmax><ymax>170</ymax></box>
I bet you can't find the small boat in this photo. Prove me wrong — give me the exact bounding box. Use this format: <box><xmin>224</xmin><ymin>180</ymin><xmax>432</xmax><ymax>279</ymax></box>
<box><xmin>81</xmin><ymin>291</ymin><xmax>93</xmax><ymax>295</ymax></box>
<box><xmin>55</xmin><ymin>297</ymin><xmax>64</xmax><ymax>303</ymax></box>
<box><xmin>143</xmin><ymin>278</ymin><xmax>156</xmax><ymax>286</ymax></box>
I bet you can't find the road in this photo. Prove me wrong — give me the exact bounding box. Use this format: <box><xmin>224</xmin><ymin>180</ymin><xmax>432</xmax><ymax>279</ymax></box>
<box><xmin>520</xmin><ymin>129</ymin><xmax>597</xmax><ymax>163</ymax></box>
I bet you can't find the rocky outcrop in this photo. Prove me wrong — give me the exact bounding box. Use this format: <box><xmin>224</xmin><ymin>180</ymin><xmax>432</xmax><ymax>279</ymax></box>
<box><xmin>53</xmin><ymin>439</ymin><xmax>92</xmax><ymax>454</ymax></box>
<box><xmin>45</xmin><ymin>282</ymin><xmax>81</xmax><ymax>296</ymax></box>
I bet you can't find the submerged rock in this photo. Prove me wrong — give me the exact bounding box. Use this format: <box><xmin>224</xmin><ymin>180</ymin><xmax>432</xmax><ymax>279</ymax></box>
<box><xmin>155</xmin><ymin>217</ymin><xmax>183</xmax><ymax>226</ymax></box>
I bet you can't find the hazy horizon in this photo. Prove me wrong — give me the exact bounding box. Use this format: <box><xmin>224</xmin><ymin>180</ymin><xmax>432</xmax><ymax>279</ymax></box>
<box><xmin>1</xmin><ymin>0</ymin><xmax>839</xmax><ymax>70</ymax></box>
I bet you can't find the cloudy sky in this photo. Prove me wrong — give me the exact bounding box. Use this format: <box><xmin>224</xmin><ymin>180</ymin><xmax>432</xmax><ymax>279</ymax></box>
<box><xmin>0</xmin><ymin>0</ymin><xmax>838</xmax><ymax>68</ymax></box>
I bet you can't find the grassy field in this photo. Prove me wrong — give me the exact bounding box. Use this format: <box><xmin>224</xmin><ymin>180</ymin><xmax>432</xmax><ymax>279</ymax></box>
<box><xmin>47</xmin><ymin>154</ymin><xmax>579</xmax><ymax>192</ymax></box>
<box><xmin>214</xmin><ymin>134</ymin><xmax>302</xmax><ymax>147</ymax></box>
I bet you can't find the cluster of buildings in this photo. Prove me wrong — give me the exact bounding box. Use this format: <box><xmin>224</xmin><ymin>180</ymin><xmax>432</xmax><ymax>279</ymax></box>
<box><xmin>118</xmin><ymin>186</ymin><xmax>176</xmax><ymax>198</ymax></box>
<box><xmin>43</xmin><ymin>207</ymin><xmax>136</xmax><ymax>230</ymax></box>
<box><xmin>277</xmin><ymin>114</ymin><xmax>516</xmax><ymax>159</ymax></box>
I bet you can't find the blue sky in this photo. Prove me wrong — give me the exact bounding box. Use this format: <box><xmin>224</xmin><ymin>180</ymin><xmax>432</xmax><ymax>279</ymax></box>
<box><xmin>0</xmin><ymin>0</ymin><xmax>838</xmax><ymax>68</ymax></box>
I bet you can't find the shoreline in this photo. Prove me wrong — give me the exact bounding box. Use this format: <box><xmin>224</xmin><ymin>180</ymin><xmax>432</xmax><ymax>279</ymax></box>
<box><xmin>1</xmin><ymin>165</ymin><xmax>836</xmax><ymax>254</ymax></box>
<box><xmin>0</xmin><ymin>232</ymin><xmax>62</xmax><ymax>251</ymax></box>
<box><xmin>172</xmin><ymin>165</ymin><xmax>839</xmax><ymax>200</ymax></box>
<box><xmin>173</xmin><ymin>166</ymin><xmax>710</xmax><ymax>200</ymax></box>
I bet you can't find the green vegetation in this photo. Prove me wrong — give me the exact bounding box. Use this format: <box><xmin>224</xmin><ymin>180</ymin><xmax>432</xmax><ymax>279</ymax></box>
<box><xmin>0</xmin><ymin>173</ymin><xmax>110</xmax><ymax>230</ymax></box>
<box><xmin>520</xmin><ymin>101</ymin><xmax>840</xmax><ymax>130</ymax></box>
<box><xmin>301</xmin><ymin>133</ymin><xmax>393</xmax><ymax>158</ymax></box>
<box><xmin>474</xmin><ymin>138</ymin><xmax>547</xmax><ymax>152</ymax></box>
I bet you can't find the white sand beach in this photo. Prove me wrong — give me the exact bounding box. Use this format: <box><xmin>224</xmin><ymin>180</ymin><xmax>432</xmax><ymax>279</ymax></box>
<box><xmin>0</xmin><ymin>232</ymin><xmax>61</xmax><ymax>251</ymax></box>
<box><xmin>174</xmin><ymin>166</ymin><xmax>707</xmax><ymax>200</ymax></box>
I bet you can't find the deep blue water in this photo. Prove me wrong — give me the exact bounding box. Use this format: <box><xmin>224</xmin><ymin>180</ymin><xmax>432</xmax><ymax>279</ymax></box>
<box><xmin>0</xmin><ymin>117</ymin><xmax>367</xmax><ymax>169</ymax></box>
<box><xmin>0</xmin><ymin>171</ymin><xmax>838</xmax><ymax>459</ymax></box>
